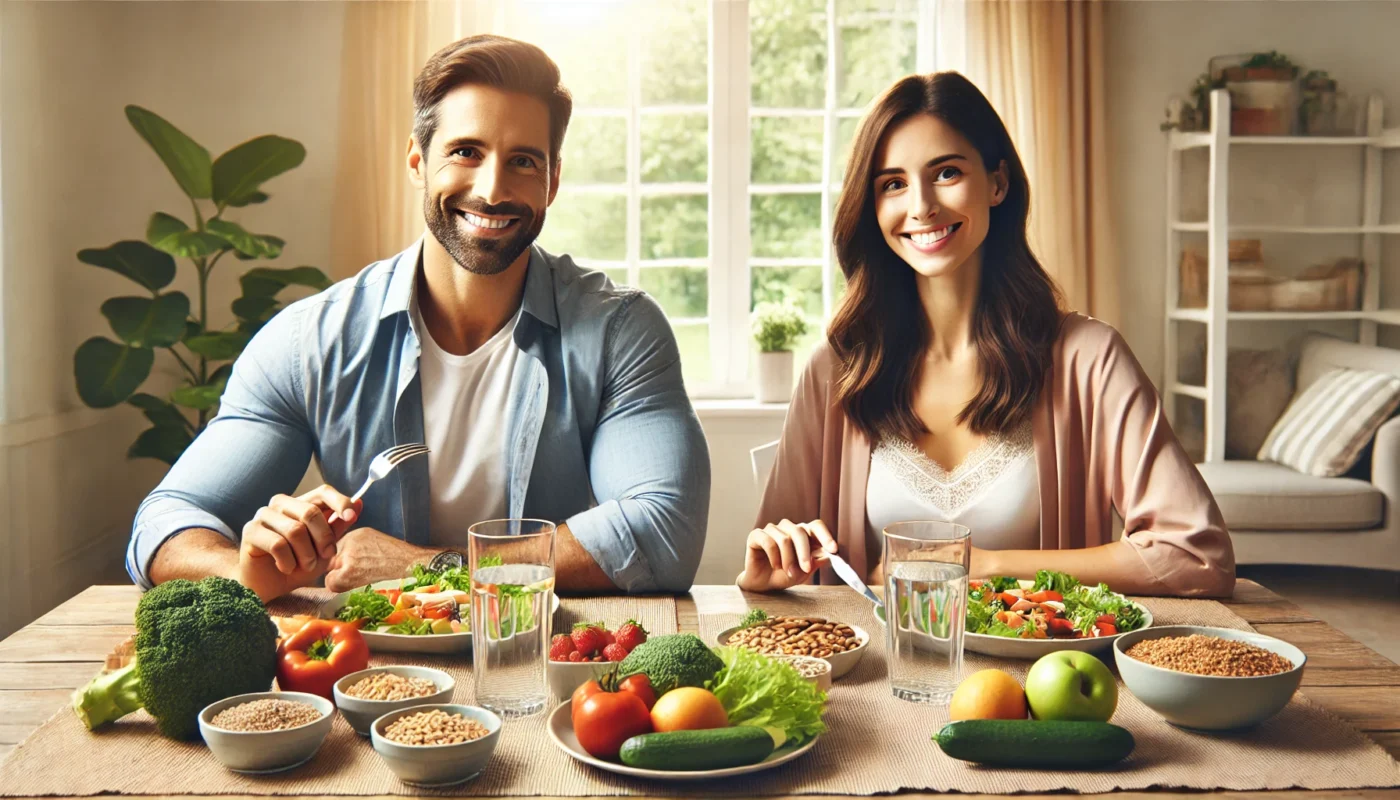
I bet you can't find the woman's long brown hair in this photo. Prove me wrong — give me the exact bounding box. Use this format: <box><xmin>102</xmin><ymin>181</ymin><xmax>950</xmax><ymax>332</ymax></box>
<box><xmin>829</xmin><ymin>71</ymin><xmax>1063</xmax><ymax>443</ymax></box>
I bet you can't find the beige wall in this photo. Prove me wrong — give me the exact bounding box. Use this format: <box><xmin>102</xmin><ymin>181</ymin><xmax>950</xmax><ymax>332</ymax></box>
<box><xmin>1105</xmin><ymin>0</ymin><xmax>1400</xmax><ymax>388</ymax></box>
<box><xmin>0</xmin><ymin>1</ymin><xmax>345</xmax><ymax>637</ymax></box>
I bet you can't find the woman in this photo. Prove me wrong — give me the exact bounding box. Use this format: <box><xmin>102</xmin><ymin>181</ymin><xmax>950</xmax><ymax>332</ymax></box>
<box><xmin>739</xmin><ymin>72</ymin><xmax>1234</xmax><ymax>598</ymax></box>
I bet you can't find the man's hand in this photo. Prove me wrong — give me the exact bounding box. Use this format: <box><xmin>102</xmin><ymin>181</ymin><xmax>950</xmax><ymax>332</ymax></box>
<box><xmin>237</xmin><ymin>484</ymin><xmax>362</xmax><ymax>602</ymax></box>
<box><xmin>324</xmin><ymin>528</ymin><xmax>437</xmax><ymax>593</ymax></box>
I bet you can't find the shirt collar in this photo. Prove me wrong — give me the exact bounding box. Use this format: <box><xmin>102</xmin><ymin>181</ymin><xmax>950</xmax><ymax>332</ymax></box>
<box><xmin>379</xmin><ymin>238</ymin><xmax>557</xmax><ymax>330</ymax></box>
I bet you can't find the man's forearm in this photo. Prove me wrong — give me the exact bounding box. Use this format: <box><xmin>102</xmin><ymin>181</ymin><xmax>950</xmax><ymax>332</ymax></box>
<box><xmin>554</xmin><ymin>523</ymin><xmax>618</xmax><ymax>592</ymax></box>
<box><xmin>148</xmin><ymin>528</ymin><xmax>238</xmax><ymax>585</ymax></box>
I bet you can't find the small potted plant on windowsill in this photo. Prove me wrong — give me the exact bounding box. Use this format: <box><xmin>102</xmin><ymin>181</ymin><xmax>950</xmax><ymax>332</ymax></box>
<box><xmin>751</xmin><ymin>301</ymin><xmax>809</xmax><ymax>403</ymax></box>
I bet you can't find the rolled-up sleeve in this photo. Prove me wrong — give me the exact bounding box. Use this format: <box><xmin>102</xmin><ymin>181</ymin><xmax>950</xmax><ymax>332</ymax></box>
<box><xmin>126</xmin><ymin>309</ymin><xmax>316</xmax><ymax>589</ymax></box>
<box><xmin>565</xmin><ymin>293</ymin><xmax>710</xmax><ymax>593</ymax></box>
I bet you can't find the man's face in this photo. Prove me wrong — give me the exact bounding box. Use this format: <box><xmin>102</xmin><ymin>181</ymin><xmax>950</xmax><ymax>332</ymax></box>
<box><xmin>409</xmin><ymin>84</ymin><xmax>559</xmax><ymax>275</ymax></box>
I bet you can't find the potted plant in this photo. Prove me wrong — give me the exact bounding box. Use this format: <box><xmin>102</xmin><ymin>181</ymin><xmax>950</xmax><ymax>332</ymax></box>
<box><xmin>72</xmin><ymin>106</ymin><xmax>331</xmax><ymax>465</ymax></box>
<box><xmin>751</xmin><ymin>301</ymin><xmax>809</xmax><ymax>403</ymax></box>
<box><xmin>1221</xmin><ymin>51</ymin><xmax>1301</xmax><ymax>135</ymax></box>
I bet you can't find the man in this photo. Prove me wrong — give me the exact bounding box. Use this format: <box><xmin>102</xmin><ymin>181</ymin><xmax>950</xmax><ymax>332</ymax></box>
<box><xmin>126</xmin><ymin>34</ymin><xmax>710</xmax><ymax>601</ymax></box>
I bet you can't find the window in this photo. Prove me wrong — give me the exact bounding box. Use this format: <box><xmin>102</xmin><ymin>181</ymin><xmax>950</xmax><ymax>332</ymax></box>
<box><xmin>508</xmin><ymin>0</ymin><xmax>934</xmax><ymax>395</ymax></box>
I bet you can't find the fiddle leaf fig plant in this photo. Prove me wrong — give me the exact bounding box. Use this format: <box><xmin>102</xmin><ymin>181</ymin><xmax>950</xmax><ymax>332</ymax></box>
<box><xmin>73</xmin><ymin>106</ymin><xmax>332</xmax><ymax>465</ymax></box>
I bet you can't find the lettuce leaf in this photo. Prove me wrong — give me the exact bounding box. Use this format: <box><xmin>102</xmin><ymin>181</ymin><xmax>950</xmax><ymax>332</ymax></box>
<box><xmin>336</xmin><ymin>586</ymin><xmax>394</xmax><ymax>625</ymax></box>
<box><xmin>707</xmin><ymin>646</ymin><xmax>827</xmax><ymax>747</ymax></box>
<box><xmin>1031</xmin><ymin>570</ymin><xmax>1081</xmax><ymax>593</ymax></box>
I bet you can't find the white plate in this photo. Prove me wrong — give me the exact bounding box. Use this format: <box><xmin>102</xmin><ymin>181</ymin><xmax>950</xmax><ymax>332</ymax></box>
<box><xmin>321</xmin><ymin>579</ymin><xmax>559</xmax><ymax>655</ymax></box>
<box><xmin>545</xmin><ymin>701</ymin><xmax>818</xmax><ymax>780</ymax></box>
<box><xmin>874</xmin><ymin>581</ymin><xmax>1153</xmax><ymax>660</ymax></box>
<box><xmin>713</xmin><ymin>623</ymin><xmax>869</xmax><ymax>680</ymax></box>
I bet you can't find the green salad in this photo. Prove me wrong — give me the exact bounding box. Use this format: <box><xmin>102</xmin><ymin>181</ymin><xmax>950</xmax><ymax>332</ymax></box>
<box><xmin>964</xmin><ymin>570</ymin><xmax>1147</xmax><ymax>640</ymax></box>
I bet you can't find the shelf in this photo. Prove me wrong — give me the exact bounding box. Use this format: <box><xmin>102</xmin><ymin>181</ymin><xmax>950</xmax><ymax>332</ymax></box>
<box><xmin>1170</xmin><ymin>221</ymin><xmax>1400</xmax><ymax>235</ymax></box>
<box><xmin>1169</xmin><ymin>131</ymin><xmax>1394</xmax><ymax>151</ymax></box>
<box><xmin>1168</xmin><ymin>382</ymin><xmax>1209</xmax><ymax>400</ymax></box>
<box><xmin>1169</xmin><ymin>309</ymin><xmax>1400</xmax><ymax>325</ymax></box>
<box><xmin>1168</xmin><ymin>308</ymin><xmax>1210</xmax><ymax>323</ymax></box>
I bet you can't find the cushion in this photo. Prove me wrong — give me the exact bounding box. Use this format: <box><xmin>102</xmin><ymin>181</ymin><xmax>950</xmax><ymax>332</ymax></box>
<box><xmin>1257</xmin><ymin>367</ymin><xmax>1400</xmax><ymax>477</ymax></box>
<box><xmin>1195</xmin><ymin>460</ymin><xmax>1383</xmax><ymax>531</ymax></box>
<box><xmin>1226</xmin><ymin>349</ymin><xmax>1294</xmax><ymax>459</ymax></box>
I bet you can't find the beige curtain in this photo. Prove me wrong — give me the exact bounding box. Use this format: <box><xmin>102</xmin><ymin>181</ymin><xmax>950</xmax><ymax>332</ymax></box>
<box><xmin>331</xmin><ymin>1</ymin><xmax>491</xmax><ymax>279</ymax></box>
<box><xmin>937</xmin><ymin>0</ymin><xmax>1118</xmax><ymax>326</ymax></box>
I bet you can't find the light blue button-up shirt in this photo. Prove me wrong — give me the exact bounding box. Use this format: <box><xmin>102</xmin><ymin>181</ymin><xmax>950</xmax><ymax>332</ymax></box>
<box><xmin>127</xmin><ymin>241</ymin><xmax>711</xmax><ymax>593</ymax></box>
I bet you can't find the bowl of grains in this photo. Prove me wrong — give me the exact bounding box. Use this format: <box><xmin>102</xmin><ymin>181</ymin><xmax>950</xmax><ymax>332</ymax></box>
<box><xmin>198</xmin><ymin>692</ymin><xmax>334</xmax><ymax>774</ymax></box>
<box><xmin>716</xmin><ymin>614</ymin><xmax>868</xmax><ymax>680</ymax></box>
<box><xmin>1114</xmin><ymin>625</ymin><xmax>1306</xmax><ymax>730</ymax></box>
<box><xmin>333</xmin><ymin>666</ymin><xmax>454</xmax><ymax>736</ymax></box>
<box><xmin>772</xmin><ymin>654</ymin><xmax>834</xmax><ymax>693</ymax></box>
<box><xmin>370</xmin><ymin>704</ymin><xmax>502</xmax><ymax>787</ymax></box>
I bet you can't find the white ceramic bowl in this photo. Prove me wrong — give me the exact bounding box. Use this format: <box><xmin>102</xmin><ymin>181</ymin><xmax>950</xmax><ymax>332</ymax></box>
<box><xmin>547</xmin><ymin>658</ymin><xmax>621</xmax><ymax>700</ymax></box>
<box><xmin>333</xmin><ymin>666</ymin><xmax>455</xmax><ymax>736</ymax></box>
<box><xmin>772</xmin><ymin>654</ymin><xmax>834</xmax><ymax>693</ymax></box>
<box><xmin>874</xmin><ymin>596</ymin><xmax>1153</xmax><ymax>660</ymax></box>
<box><xmin>1114</xmin><ymin>625</ymin><xmax>1305</xmax><ymax>730</ymax></box>
<box><xmin>370</xmin><ymin>704</ymin><xmax>502</xmax><ymax>787</ymax></box>
<box><xmin>198</xmin><ymin>691</ymin><xmax>334</xmax><ymax>774</ymax></box>
<box><xmin>714</xmin><ymin>624</ymin><xmax>869</xmax><ymax>680</ymax></box>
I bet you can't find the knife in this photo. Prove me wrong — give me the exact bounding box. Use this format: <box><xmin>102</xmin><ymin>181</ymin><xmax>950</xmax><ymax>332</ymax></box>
<box><xmin>826</xmin><ymin>552</ymin><xmax>884</xmax><ymax>610</ymax></box>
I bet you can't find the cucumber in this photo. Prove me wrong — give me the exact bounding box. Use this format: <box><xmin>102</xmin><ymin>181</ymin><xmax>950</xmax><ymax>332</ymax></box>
<box><xmin>934</xmin><ymin>720</ymin><xmax>1135</xmax><ymax>769</ymax></box>
<box><xmin>619</xmin><ymin>727</ymin><xmax>776</xmax><ymax>771</ymax></box>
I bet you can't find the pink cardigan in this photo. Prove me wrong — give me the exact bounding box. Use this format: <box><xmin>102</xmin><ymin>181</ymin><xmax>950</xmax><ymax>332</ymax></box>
<box><xmin>755</xmin><ymin>313</ymin><xmax>1236</xmax><ymax>598</ymax></box>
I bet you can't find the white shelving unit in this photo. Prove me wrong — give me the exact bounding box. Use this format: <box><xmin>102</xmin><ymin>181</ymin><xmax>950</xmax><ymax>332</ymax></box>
<box><xmin>1163</xmin><ymin>88</ymin><xmax>1399</xmax><ymax>462</ymax></box>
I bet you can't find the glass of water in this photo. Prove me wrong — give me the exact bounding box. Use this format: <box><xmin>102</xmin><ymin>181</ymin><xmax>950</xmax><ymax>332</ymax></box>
<box><xmin>882</xmin><ymin>521</ymin><xmax>970</xmax><ymax>704</ymax></box>
<box><xmin>468</xmin><ymin>519</ymin><xmax>556</xmax><ymax>718</ymax></box>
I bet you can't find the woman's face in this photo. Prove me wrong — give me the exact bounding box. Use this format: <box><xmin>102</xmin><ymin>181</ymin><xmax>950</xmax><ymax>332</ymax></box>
<box><xmin>872</xmin><ymin>113</ymin><xmax>1007</xmax><ymax>280</ymax></box>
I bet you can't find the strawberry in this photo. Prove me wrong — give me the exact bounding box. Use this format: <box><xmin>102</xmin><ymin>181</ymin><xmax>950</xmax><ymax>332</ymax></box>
<box><xmin>571</xmin><ymin>622</ymin><xmax>606</xmax><ymax>656</ymax></box>
<box><xmin>549</xmin><ymin>633</ymin><xmax>576</xmax><ymax>661</ymax></box>
<box><xmin>615</xmin><ymin>619</ymin><xmax>648</xmax><ymax>652</ymax></box>
<box><xmin>568</xmin><ymin>650</ymin><xmax>584</xmax><ymax>662</ymax></box>
<box><xmin>603</xmin><ymin>643</ymin><xmax>628</xmax><ymax>662</ymax></box>
<box><xmin>602</xmin><ymin>630</ymin><xmax>617</xmax><ymax>647</ymax></box>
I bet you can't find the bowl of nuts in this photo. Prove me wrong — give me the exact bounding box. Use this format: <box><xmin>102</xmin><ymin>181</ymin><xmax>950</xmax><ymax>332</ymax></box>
<box><xmin>333</xmin><ymin>666</ymin><xmax>455</xmax><ymax>736</ymax></box>
<box><xmin>1114</xmin><ymin>625</ymin><xmax>1306</xmax><ymax>730</ymax></box>
<box><xmin>715</xmin><ymin>613</ymin><xmax>868</xmax><ymax>680</ymax></box>
<box><xmin>370</xmin><ymin>704</ymin><xmax>502</xmax><ymax>787</ymax></box>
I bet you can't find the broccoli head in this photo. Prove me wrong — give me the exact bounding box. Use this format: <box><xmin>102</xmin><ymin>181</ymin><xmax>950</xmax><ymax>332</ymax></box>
<box><xmin>617</xmin><ymin>633</ymin><xmax>724</xmax><ymax>693</ymax></box>
<box><xmin>73</xmin><ymin>576</ymin><xmax>278</xmax><ymax>739</ymax></box>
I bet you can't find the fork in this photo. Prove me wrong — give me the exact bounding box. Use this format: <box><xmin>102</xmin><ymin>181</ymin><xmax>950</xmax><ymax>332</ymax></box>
<box><xmin>330</xmin><ymin>443</ymin><xmax>430</xmax><ymax>522</ymax></box>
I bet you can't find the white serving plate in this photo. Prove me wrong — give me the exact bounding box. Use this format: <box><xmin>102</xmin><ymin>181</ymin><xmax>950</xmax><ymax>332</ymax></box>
<box><xmin>545</xmin><ymin>701</ymin><xmax>817</xmax><ymax>780</ymax></box>
<box><xmin>321</xmin><ymin>579</ymin><xmax>558</xmax><ymax>655</ymax></box>
<box><xmin>713</xmin><ymin>623</ymin><xmax>869</xmax><ymax>680</ymax></box>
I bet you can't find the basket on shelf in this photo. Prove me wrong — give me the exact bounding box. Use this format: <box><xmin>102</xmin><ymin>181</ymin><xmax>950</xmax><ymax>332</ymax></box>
<box><xmin>1179</xmin><ymin>243</ymin><xmax>1363</xmax><ymax>312</ymax></box>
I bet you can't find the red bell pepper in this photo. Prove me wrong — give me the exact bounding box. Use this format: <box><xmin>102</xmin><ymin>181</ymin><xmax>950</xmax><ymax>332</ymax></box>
<box><xmin>276</xmin><ymin>619</ymin><xmax>370</xmax><ymax>700</ymax></box>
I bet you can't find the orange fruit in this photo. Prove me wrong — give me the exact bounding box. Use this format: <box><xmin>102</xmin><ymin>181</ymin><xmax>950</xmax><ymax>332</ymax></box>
<box><xmin>649</xmin><ymin>687</ymin><xmax>730</xmax><ymax>732</ymax></box>
<box><xmin>948</xmin><ymin>669</ymin><xmax>1028</xmax><ymax>721</ymax></box>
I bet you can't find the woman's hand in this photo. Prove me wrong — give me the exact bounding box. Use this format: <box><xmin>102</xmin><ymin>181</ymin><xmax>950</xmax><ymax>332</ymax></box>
<box><xmin>737</xmin><ymin>519</ymin><xmax>838</xmax><ymax>592</ymax></box>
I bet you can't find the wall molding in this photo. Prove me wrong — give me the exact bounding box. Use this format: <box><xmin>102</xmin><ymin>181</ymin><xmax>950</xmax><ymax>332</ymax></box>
<box><xmin>0</xmin><ymin>407</ymin><xmax>123</xmax><ymax>448</ymax></box>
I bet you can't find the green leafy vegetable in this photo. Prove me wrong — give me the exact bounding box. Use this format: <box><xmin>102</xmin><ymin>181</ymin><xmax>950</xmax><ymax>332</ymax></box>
<box><xmin>1115</xmin><ymin>603</ymin><xmax>1146</xmax><ymax>632</ymax></box>
<box><xmin>384</xmin><ymin>617</ymin><xmax>433</xmax><ymax>636</ymax></box>
<box><xmin>336</xmin><ymin>586</ymin><xmax>394</xmax><ymax>625</ymax></box>
<box><xmin>707</xmin><ymin>646</ymin><xmax>827</xmax><ymax>748</ymax></box>
<box><xmin>739</xmin><ymin>608</ymin><xmax>770</xmax><ymax>630</ymax></box>
<box><xmin>986</xmin><ymin>576</ymin><xmax>1020</xmax><ymax>592</ymax></box>
<box><xmin>1031</xmin><ymin>570</ymin><xmax>1081</xmax><ymax>594</ymax></box>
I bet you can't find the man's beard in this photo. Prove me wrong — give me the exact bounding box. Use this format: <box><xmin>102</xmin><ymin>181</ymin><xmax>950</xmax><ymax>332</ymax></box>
<box><xmin>423</xmin><ymin>193</ymin><xmax>544</xmax><ymax>276</ymax></box>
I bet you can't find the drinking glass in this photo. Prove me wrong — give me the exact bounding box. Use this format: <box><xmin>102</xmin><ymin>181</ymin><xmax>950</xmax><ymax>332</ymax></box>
<box><xmin>882</xmin><ymin>521</ymin><xmax>970</xmax><ymax>704</ymax></box>
<box><xmin>468</xmin><ymin>519</ymin><xmax>556</xmax><ymax>718</ymax></box>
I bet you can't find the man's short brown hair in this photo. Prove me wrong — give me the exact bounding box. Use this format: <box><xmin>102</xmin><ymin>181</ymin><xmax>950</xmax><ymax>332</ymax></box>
<box><xmin>413</xmin><ymin>34</ymin><xmax>573</xmax><ymax>167</ymax></box>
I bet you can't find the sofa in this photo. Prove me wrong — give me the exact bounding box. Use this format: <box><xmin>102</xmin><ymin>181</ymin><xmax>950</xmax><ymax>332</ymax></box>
<box><xmin>1195</xmin><ymin>333</ymin><xmax>1400</xmax><ymax>573</ymax></box>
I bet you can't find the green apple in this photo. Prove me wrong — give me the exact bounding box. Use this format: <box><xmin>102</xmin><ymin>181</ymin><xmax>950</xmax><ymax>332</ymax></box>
<box><xmin>1024</xmin><ymin>651</ymin><xmax>1118</xmax><ymax>722</ymax></box>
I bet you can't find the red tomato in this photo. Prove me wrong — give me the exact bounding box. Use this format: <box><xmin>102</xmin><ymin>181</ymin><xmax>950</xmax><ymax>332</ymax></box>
<box><xmin>422</xmin><ymin>604</ymin><xmax>453</xmax><ymax>620</ymax></box>
<box><xmin>375</xmin><ymin>588</ymin><xmax>402</xmax><ymax>605</ymax></box>
<box><xmin>574</xmin><ymin>692</ymin><xmax>653</xmax><ymax>761</ymax></box>
<box><xmin>618</xmin><ymin>674</ymin><xmax>656</xmax><ymax>710</ymax></box>
<box><xmin>1028</xmin><ymin>590</ymin><xmax>1064</xmax><ymax>603</ymax></box>
<box><xmin>1095</xmin><ymin>622</ymin><xmax>1118</xmax><ymax>636</ymax></box>
<box><xmin>571</xmin><ymin>680</ymin><xmax>604</xmax><ymax>723</ymax></box>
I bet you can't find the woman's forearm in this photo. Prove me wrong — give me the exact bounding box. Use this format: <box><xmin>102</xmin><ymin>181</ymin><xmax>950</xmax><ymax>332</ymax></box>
<box><xmin>974</xmin><ymin>541</ymin><xmax>1167</xmax><ymax>596</ymax></box>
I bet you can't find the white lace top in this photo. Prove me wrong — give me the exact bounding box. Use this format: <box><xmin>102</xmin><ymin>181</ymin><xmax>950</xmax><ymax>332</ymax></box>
<box><xmin>865</xmin><ymin>421</ymin><xmax>1041</xmax><ymax>556</ymax></box>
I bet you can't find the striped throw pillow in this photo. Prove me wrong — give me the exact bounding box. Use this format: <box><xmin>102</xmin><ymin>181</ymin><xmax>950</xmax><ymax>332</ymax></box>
<box><xmin>1257</xmin><ymin>367</ymin><xmax>1400</xmax><ymax>477</ymax></box>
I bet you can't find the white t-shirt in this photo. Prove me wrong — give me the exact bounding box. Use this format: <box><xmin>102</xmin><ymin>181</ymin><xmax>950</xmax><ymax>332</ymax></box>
<box><xmin>411</xmin><ymin>298</ymin><xmax>522</xmax><ymax>547</ymax></box>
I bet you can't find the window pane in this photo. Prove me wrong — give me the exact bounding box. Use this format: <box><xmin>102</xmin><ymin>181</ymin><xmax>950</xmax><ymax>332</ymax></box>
<box><xmin>751</xmin><ymin>116</ymin><xmax>823</xmax><ymax>184</ymax></box>
<box><xmin>562</xmin><ymin>116</ymin><xmax>626</xmax><ymax>184</ymax></box>
<box><xmin>642</xmin><ymin>195</ymin><xmax>708</xmax><ymax>259</ymax></box>
<box><xmin>640</xmin><ymin>266</ymin><xmax>709</xmax><ymax>319</ymax></box>
<box><xmin>835</xmin><ymin>116</ymin><xmax>861</xmax><ymax>180</ymax></box>
<box><xmin>751</xmin><ymin>194</ymin><xmax>822</xmax><ymax>258</ymax></box>
<box><xmin>839</xmin><ymin>0</ymin><xmax>920</xmax><ymax>14</ymax></box>
<box><xmin>839</xmin><ymin>21</ymin><xmax>917</xmax><ymax>108</ymax></box>
<box><xmin>601</xmin><ymin>267</ymin><xmax>629</xmax><ymax>286</ymax></box>
<box><xmin>781</xmin><ymin>319</ymin><xmax>826</xmax><ymax>382</ymax></box>
<box><xmin>751</xmin><ymin>0</ymin><xmax>826</xmax><ymax>108</ymax></box>
<box><xmin>518</xmin><ymin>5</ymin><xmax>628</xmax><ymax>107</ymax></box>
<box><xmin>642</xmin><ymin>115</ymin><xmax>708</xmax><ymax>183</ymax></box>
<box><xmin>539</xmin><ymin>192</ymin><xmax>625</xmax><ymax>260</ymax></box>
<box><xmin>751</xmin><ymin>265</ymin><xmax>823</xmax><ymax>317</ymax></box>
<box><xmin>641</xmin><ymin>0</ymin><xmax>708</xmax><ymax>105</ymax></box>
<box><xmin>673</xmin><ymin>322</ymin><xmax>711</xmax><ymax>384</ymax></box>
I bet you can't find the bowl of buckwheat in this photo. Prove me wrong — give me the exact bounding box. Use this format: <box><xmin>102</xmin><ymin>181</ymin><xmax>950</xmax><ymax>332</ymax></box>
<box><xmin>198</xmin><ymin>691</ymin><xmax>335</xmax><ymax>774</ymax></box>
<box><xmin>333</xmin><ymin>666</ymin><xmax>455</xmax><ymax>736</ymax></box>
<box><xmin>716</xmin><ymin>610</ymin><xmax>869</xmax><ymax>680</ymax></box>
<box><xmin>370</xmin><ymin>704</ymin><xmax>502</xmax><ymax>787</ymax></box>
<box><xmin>1114</xmin><ymin>625</ymin><xmax>1306</xmax><ymax>730</ymax></box>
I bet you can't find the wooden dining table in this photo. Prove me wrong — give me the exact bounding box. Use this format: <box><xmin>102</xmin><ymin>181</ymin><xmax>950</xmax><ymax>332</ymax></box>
<box><xmin>0</xmin><ymin>579</ymin><xmax>1396</xmax><ymax>799</ymax></box>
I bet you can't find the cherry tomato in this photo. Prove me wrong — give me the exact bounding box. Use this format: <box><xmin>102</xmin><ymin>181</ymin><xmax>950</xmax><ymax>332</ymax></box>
<box><xmin>422</xmin><ymin>604</ymin><xmax>453</xmax><ymax>620</ymax></box>
<box><xmin>618</xmin><ymin>674</ymin><xmax>656</xmax><ymax>710</ymax></box>
<box><xmin>574</xmin><ymin>691</ymin><xmax>652</xmax><ymax>761</ymax></box>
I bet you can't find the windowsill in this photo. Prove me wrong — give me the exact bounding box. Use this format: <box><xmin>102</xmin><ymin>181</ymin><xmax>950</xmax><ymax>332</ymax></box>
<box><xmin>691</xmin><ymin>398</ymin><xmax>790</xmax><ymax>420</ymax></box>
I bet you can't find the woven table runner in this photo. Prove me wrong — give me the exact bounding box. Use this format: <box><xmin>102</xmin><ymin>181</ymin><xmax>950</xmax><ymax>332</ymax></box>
<box><xmin>3</xmin><ymin>587</ymin><xmax>1398</xmax><ymax>796</ymax></box>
